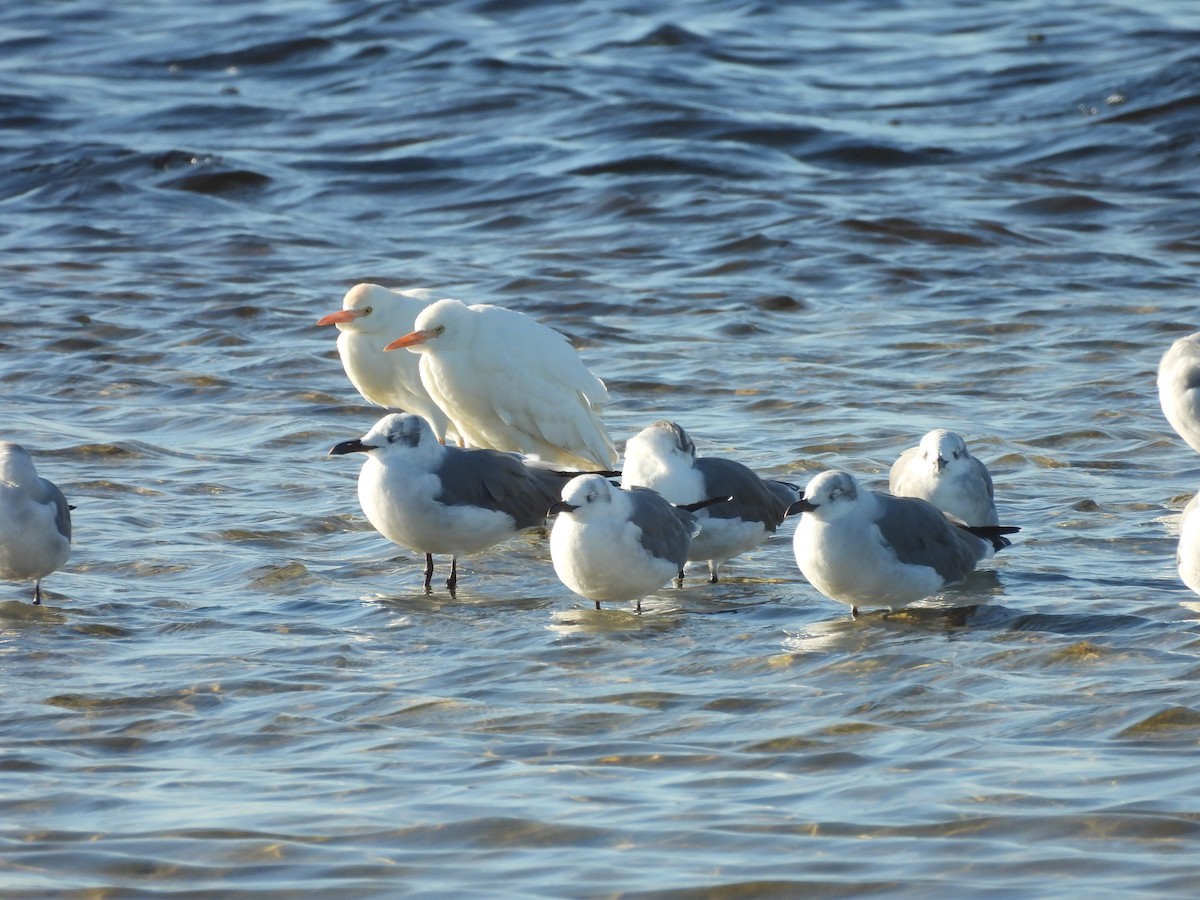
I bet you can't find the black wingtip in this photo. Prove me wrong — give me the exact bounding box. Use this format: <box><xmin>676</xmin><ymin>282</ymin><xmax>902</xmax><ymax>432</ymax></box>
<box><xmin>965</xmin><ymin>524</ymin><xmax>1021</xmax><ymax>552</ymax></box>
<box><xmin>679</xmin><ymin>495</ymin><xmax>733</xmax><ymax>513</ymax></box>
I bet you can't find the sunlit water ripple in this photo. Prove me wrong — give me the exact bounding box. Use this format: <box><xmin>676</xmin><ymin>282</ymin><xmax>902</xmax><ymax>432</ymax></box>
<box><xmin>3</xmin><ymin>0</ymin><xmax>1200</xmax><ymax>895</ymax></box>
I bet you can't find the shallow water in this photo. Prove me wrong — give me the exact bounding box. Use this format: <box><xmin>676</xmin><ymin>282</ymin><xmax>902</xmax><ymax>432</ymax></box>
<box><xmin>4</xmin><ymin>0</ymin><xmax>1200</xmax><ymax>895</ymax></box>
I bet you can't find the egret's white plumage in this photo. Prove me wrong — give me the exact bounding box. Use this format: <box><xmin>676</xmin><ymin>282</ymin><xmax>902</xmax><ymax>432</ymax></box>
<box><xmin>385</xmin><ymin>298</ymin><xmax>617</xmax><ymax>470</ymax></box>
<box><xmin>794</xmin><ymin>469</ymin><xmax>1017</xmax><ymax>616</ymax></box>
<box><xmin>549</xmin><ymin>474</ymin><xmax>699</xmax><ymax>610</ymax></box>
<box><xmin>316</xmin><ymin>284</ymin><xmax>453</xmax><ymax>441</ymax></box>
<box><xmin>621</xmin><ymin>420</ymin><xmax>800</xmax><ymax>582</ymax></box>
<box><xmin>0</xmin><ymin>442</ymin><xmax>71</xmax><ymax>604</ymax></box>
<box><xmin>329</xmin><ymin>413</ymin><xmax>572</xmax><ymax>594</ymax></box>
<box><xmin>1158</xmin><ymin>332</ymin><xmax>1200</xmax><ymax>453</ymax></box>
<box><xmin>889</xmin><ymin>429</ymin><xmax>999</xmax><ymax>526</ymax></box>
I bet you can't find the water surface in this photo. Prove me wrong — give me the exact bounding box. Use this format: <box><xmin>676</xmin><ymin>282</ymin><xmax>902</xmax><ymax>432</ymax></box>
<box><xmin>3</xmin><ymin>0</ymin><xmax>1200</xmax><ymax>895</ymax></box>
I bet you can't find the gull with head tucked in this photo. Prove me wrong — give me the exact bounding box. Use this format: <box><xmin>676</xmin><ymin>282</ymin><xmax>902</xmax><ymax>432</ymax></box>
<box><xmin>889</xmin><ymin>429</ymin><xmax>999</xmax><ymax>526</ymax></box>
<box><xmin>316</xmin><ymin>283</ymin><xmax>453</xmax><ymax>442</ymax></box>
<box><xmin>1158</xmin><ymin>332</ymin><xmax>1200</xmax><ymax>453</ymax></box>
<box><xmin>1176</xmin><ymin>492</ymin><xmax>1200</xmax><ymax>596</ymax></box>
<box><xmin>385</xmin><ymin>298</ymin><xmax>618</xmax><ymax>470</ymax></box>
<box><xmin>793</xmin><ymin>469</ymin><xmax>1018</xmax><ymax>617</ymax></box>
<box><xmin>622</xmin><ymin>420</ymin><xmax>801</xmax><ymax>582</ymax></box>
<box><xmin>329</xmin><ymin>413</ymin><xmax>578</xmax><ymax>595</ymax></box>
<box><xmin>0</xmin><ymin>442</ymin><xmax>72</xmax><ymax>605</ymax></box>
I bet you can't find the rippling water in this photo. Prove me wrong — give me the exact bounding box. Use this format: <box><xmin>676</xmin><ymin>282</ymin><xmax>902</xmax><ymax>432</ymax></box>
<box><xmin>4</xmin><ymin>0</ymin><xmax>1200</xmax><ymax>895</ymax></box>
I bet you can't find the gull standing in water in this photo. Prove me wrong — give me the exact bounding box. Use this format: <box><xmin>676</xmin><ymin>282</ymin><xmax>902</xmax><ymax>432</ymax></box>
<box><xmin>329</xmin><ymin>413</ymin><xmax>577</xmax><ymax>595</ymax></box>
<box><xmin>385</xmin><ymin>298</ymin><xmax>618</xmax><ymax>470</ymax></box>
<box><xmin>1156</xmin><ymin>334</ymin><xmax>1200</xmax><ymax>595</ymax></box>
<box><xmin>621</xmin><ymin>420</ymin><xmax>801</xmax><ymax>582</ymax></box>
<box><xmin>0</xmin><ymin>442</ymin><xmax>72</xmax><ymax>605</ymax></box>
<box><xmin>1176</xmin><ymin>492</ymin><xmax>1200</xmax><ymax>596</ymax></box>
<box><xmin>793</xmin><ymin>469</ymin><xmax>1018</xmax><ymax>617</ymax></box>
<box><xmin>889</xmin><ymin>429</ymin><xmax>999</xmax><ymax>526</ymax></box>
<box><xmin>316</xmin><ymin>283</ymin><xmax>453</xmax><ymax>442</ymax></box>
<box><xmin>1158</xmin><ymin>332</ymin><xmax>1200</xmax><ymax>453</ymax></box>
<box><xmin>549</xmin><ymin>474</ymin><xmax>703</xmax><ymax>611</ymax></box>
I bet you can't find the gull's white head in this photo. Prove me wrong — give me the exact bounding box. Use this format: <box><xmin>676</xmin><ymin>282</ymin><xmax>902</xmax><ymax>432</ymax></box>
<box><xmin>0</xmin><ymin>442</ymin><xmax>38</xmax><ymax>486</ymax></box>
<box><xmin>384</xmin><ymin>297</ymin><xmax>472</xmax><ymax>354</ymax></box>
<box><xmin>550</xmin><ymin>473</ymin><xmax>624</xmax><ymax>521</ymax></box>
<box><xmin>316</xmin><ymin>283</ymin><xmax>434</xmax><ymax>335</ymax></box>
<box><xmin>622</xmin><ymin>420</ymin><xmax>700</xmax><ymax>496</ymax></box>
<box><xmin>795</xmin><ymin>469</ymin><xmax>862</xmax><ymax>522</ymax></box>
<box><xmin>328</xmin><ymin>413</ymin><xmax>442</xmax><ymax>465</ymax></box>
<box><xmin>626</xmin><ymin>420</ymin><xmax>696</xmax><ymax>465</ymax></box>
<box><xmin>917</xmin><ymin>429</ymin><xmax>970</xmax><ymax>473</ymax></box>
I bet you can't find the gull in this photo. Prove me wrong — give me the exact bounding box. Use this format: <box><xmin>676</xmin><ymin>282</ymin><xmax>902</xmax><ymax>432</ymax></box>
<box><xmin>549</xmin><ymin>474</ymin><xmax>704</xmax><ymax>611</ymax></box>
<box><xmin>1158</xmin><ymin>332</ymin><xmax>1200</xmax><ymax>453</ymax></box>
<box><xmin>1177</xmin><ymin>492</ymin><xmax>1200</xmax><ymax>596</ymax></box>
<box><xmin>316</xmin><ymin>283</ymin><xmax>453</xmax><ymax>441</ymax></box>
<box><xmin>889</xmin><ymin>429</ymin><xmax>999</xmax><ymax>526</ymax></box>
<box><xmin>621</xmin><ymin>420</ymin><xmax>801</xmax><ymax>582</ymax></box>
<box><xmin>793</xmin><ymin>469</ymin><xmax>1019</xmax><ymax>616</ymax></box>
<box><xmin>0</xmin><ymin>442</ymin><xmax>72</xmax><ymax>604</ymax></box>
<box><xmin>329</xmin><ymin>413</ymin><xmax>578</xmax><ymax>595</ymax></box>
<box><xmin>384</xmin><ymin>298</ymin><xmax>618</xmax><ymax>470</ymax></box>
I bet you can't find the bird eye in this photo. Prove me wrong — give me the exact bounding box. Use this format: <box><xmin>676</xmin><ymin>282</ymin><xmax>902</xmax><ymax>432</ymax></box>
<box><xmin>363</xmin><ymin>306</ymin><xmax>373</xmax><ymax>315</ymax></box>
<box><xmin>434</xmin><ymin>324</ymin><xmax>446</xmax><ymax>335</ymax></box>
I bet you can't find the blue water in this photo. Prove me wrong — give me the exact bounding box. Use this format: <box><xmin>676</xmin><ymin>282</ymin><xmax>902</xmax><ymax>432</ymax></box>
<box><xmin>4</xmin><ymin>0</ymin><xmax>1200</xmax><ymax>895</ymax></box>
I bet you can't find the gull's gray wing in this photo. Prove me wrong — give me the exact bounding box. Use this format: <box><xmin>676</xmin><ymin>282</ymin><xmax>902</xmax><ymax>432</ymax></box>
<box><xmin>888</xmin><ymin>446</ymin><xmax>919</xmax><ymax>493</ymax></box>
<box><xmin>40</xmin><ymin>478</ymin><xmax>72</xmax><ymax>541</ymax></box>
<box><xmin>694</xmin><ymin>457</ymin><xmax>795</xmax><ymax>530</ymax></box>
<box><xmin>436</xmin><ymin>447</ymin><xmax>566</xmax><ymax>530</ymax></box>
<box><xmin>626</xmin><ymin>488</ymin><xmax>694</xmax><ymax>569</ymax></box>
<box><xmin>969</xmin><ymin>455</ymin><xmax>996</xmax><ymax>503</ymax></box>
<box><xmin>873</xmin><ymin>493</ymin><xmax>981</xmax><ymax>583</ymax></box>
